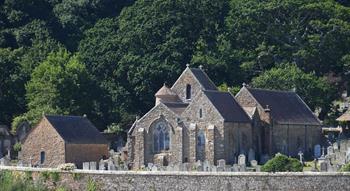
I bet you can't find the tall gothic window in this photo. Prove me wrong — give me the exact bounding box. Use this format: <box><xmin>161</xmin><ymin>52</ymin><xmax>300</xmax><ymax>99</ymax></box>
<box><xmin>153</xmin><ymin>121</ymin><xmax>170</xmax><ymax>153</ymax></box>
<box><xmin>186</xmin><ymin>84</ymin><xmax>191</xmax><ymax>99</ymax></box>
<box><xmin>197</xmin><ymin>130</ymin><xmax>205</xmax><ymax>147</ymax></box>
<box><xmin>40</xmin><ymin>151</ymin><xmax>45</xmax><ymax>164</ymax></box>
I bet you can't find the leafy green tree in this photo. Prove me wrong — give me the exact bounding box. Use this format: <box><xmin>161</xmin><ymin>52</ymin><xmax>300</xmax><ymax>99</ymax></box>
<box><xmin>251</xmin><ymin>64</ymin><xmax>335</xmax><ymax>120</ymax></box>
<box><xmin>261</xmin><ymin>153</ymin><xmax>303</xmax><ymax>172</ymax></box>
<box><xmin>15</xmin><ymin>48</ymin><xmax>103</xmax><ymax>129</ymax></box>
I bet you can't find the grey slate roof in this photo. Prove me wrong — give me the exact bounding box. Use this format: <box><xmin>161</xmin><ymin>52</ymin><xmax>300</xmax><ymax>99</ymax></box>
<box><xmin>203</xmin><ymin>90</ymin><xmax>251</xmax><ymax>122</ymax></box>
<box><xmin>45</xmin><ymin>115</ymin><xmax>108</xmax><ymax>144</ymax></box>
<box><xmin>190</xmin><ymin>68</ymin><xmax>217</xmax><ymax>90</ymax></box>
<box><xmin>246</xmin><ymin>88</ymin><xmax>321</xmax><ymax>125</ymax></box>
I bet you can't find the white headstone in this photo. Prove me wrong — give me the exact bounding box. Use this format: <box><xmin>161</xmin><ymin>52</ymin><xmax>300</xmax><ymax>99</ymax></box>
<box><xmin>99</xmin><ymin>160</ymin><xmax>105</xmax><ymax>170</ymax></box>
<box><xmin>250</xmin><ymin>160</ymin><xmax>258</xmax><ymax>167</ymax></box>
<box><xmin>89</xmin><ymin>162</ymin><xmax>97</xmax><ymax>170</ymax></box>
<box><xmin>238</xmin><ymin>154</ymin><xmax>246</xmax><ymax>166</ymax></box>
<box><xmin>314</xmin><ymin>144</ymin><xmax>321</xmax><ymax>158</ymax></box>
<box><xmin>151</xmin><ymin>165</ymin><xmax>158</xmax><ymax>171</ymax></box>
<box><xmin>83</xmin><ymin>162</ymin><xmax>90</xmax><ymax>170</ymax></box>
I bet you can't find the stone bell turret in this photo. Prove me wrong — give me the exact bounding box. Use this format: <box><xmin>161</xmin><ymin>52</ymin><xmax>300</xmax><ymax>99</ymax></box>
<box><xmin>155</xmin><ymin>83</ymin><xmax>181</xmax><ymax>105</ymax></box>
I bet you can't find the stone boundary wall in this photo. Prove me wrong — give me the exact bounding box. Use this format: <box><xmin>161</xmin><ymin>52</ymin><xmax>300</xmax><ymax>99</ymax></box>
<box><xmin>1</xmin><ymin>166</ymin><xmax>350</xmax><ymax>191</ymax></box>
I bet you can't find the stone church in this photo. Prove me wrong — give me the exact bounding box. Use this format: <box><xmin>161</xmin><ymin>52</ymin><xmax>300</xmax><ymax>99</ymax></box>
<box><xmin>127</xmin><ymin>66</ymin><xmax>322</xmax><ymax>169</ymax></box>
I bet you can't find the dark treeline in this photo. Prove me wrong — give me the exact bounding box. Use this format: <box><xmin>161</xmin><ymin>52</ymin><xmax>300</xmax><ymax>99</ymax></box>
<box><xmin>0</xmin><ymin>0</ymin><xmax>349</xmax><ymax>133</ymax></box>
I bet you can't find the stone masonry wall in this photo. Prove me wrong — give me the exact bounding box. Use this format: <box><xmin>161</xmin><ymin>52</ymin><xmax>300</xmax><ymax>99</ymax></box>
<box><xmin>21</xmin><ymin>118</ymin><xmax>65</xmax><ymax>168</ymax></box>
<box><xmin>2</xmin><ymin>167</ymin><xmax>350</xmax><ymax>191</ymax></box>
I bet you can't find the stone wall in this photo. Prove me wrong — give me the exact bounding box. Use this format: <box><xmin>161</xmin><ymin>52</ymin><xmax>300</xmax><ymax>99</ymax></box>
<box><xmin>21</xmin><ymin>118</ymin><xmax>65</xmax><ymax>168</ymax></box>
<box><xmin>2</xmin><ymin>167</ymin><xmax>350</xmax><ymax>191</ymax></box>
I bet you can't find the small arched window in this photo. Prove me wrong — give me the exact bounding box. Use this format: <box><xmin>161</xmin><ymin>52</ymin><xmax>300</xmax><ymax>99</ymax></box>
<box><xmin>186</xmin><ymin>84</ymin><xmax>191</xmax><ymax>99</ymax></box>
<box><xmin>40</xmin><ymin>151</ymin><xmax>45</xmax><ymax>164</ymax></box>
<box><xmin>153</xmin><ymin>121</ymin><xmax>170</xmax><ymax>153</ymax></box>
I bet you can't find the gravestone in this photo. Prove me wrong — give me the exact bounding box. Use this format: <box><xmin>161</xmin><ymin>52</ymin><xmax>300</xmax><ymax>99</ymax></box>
<box><xmin>108</xmin><ymin>160</ymin><xmax>115</xmax><ymax>171</ymax></box>
<box><xmin>256</xmin><ymin>166</ymin><xmax>261</xmax><ymax>172</ymax></box>
<box><xmin>195</xmin><ymin>160</ymin><xmax>203</xmax><ymax>171</ymax></box>
<box><xmin>248</xmin><ymin>149</ymin><xmax>255</xmax><ymax>162</ymax></box>
<box><xmin>314</xmin><ymin>144</ymin><xmax>321</xmax><ymax>158</ymax></box>
<box><xmin>327</xmin><ymin>146</ymin><xmax>334</xmax><ymax>155</ymax></box>
<box><xmin>147</xmin><ymin>163</ymin><xmax>154</xmax><ymax>171</ymax></box>
<box><xmin>238</xmin><ymin>154</ymin><xmax>246</xmax><ymax>166</ymax></box>
<box><xmin>320</xmin><ymin>161</ymin><xmax>328</xmax><ymax>172</ymax></box>
<box><xmin>83</xmin><ymin>162</ymin><xmax>90</xmax><ymax>170</ymax></box>
<box><xmin>217</xmin><ymin>159</ymin><xmax>226</xmax><ymax>171</ymax></box>
<box><xmin>99</xmin><ymin>160</ymin><xmax>105</xmax><ymax>170</ymax></box>
<box><xmin>203</xmin><ymin>160</ymin><xmax>210</xmax><ymax>172</ymax></box>
<box><xmin>250</xmin><ymin>160</ymin><xmax>258</xmax><ymax>167</ymax></box>
<box><xmin>232</xmin><ymin>164</ymin><xmax>239</xmax><ymax>172</ymax></box>
<box><xmin>89</xmin><ymin>162</ymin><xmax>97</xmax><ymax>170</ymax></box>
<box><xmin>151</xmin><ymin>165</ymin><xmax>158</xmax><ymax>171</ymax></box>
<box><xmin>211</xmin><ymin>165</ymin><xmax>217</xmax><ymax>172</ymax></box>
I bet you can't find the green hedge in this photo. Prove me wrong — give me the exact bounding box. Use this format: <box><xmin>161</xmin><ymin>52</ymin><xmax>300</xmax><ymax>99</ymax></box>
<box><xmin>261</xmin><ymin>153</ymin><xmax>303</xmax><ymax>172</ymax></box>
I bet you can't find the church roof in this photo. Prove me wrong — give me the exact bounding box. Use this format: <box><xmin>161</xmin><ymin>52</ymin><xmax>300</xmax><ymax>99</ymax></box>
<box><xmin>45</xmin><ymin>115</ymin><xmax>108</xmax><ymax>144</ymax></box>
<box><xmin>203</xmin><ymin>90</ymin><xmax>251</xmax><ymax>122</ymax></box>
<box><xmin>189</xmin><ymin>68</ymin><xmax>217</xmax><ymax>90</ymax></box>
<box><xmin>155</xmin><ymin>84</ymin><xmax>178</xmax><ymax>96</ymax></box>
<box><xmin>246</xmin><ymin>88</ymin><xmax>321</xmax><ymax>125</ymax></box>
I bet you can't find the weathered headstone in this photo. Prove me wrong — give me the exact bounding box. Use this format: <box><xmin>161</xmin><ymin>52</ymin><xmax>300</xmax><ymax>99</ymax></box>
<box><xmin>211</xmin><ymin>165</ymin><xmax>217</xmax><ymax>172</ymax></box>
<box><xmin>108</xmin><ymin>160</ymin><xmax>115</xmax><ymax>171</ymax></box>
<box><xmin>195</xmin><ymin>160</ymin><xmax>203</xmax><ymax>171</ymax></box>
<box><xmin>238</xmin><ymin>154</ymin><xmax>246</xmax><ymax>166</ymax></box>
<box><xmin>232</xmin><ymin>164</ymin><xmax>239</xmax><ymax>172</ymax></box>
<box><xmin>83</xmin><ymin>162</ymin><xmax>90</xmax><ymax>170</ymax></box>
<box><xmin>327</xmin><ymin>146</ymin><xmax>334</xmax><ymax>155</ymax></box>
<box><xmin>217</xmin><ymin>159</ymin><xmax>226</xmax><ymax>171</ymax></box>
<box><xmin>147</xmin><ymin>163</ymin><xmax>154</xmax><ymax>171</ymax></box>
<box><xmin>320</xmin><ymin>161</ymin><xmax>328</xmax><ymax>172</ymax></box>
<box><xmin>89</xmin><ymin>162</ymin><xmax>97</xmax><ymax>170</ymax></box>
<box><xmin>250</xmin><ymin>160</ymin><xmax>258</xmax><ymax>167</ymax></box>
<box><xmin>99</xmin><ymin>160</ymin><xmax>105</xmax><ymax>170</ymax></box>
<box><xmin>151</xmin><ymin>165</ymin><xmax>158</xmax><ymax>171</ymax></box>
<box><xmin>248</xmin><ymin>149</ymin><xmax>255</xmax><ymax>162</ymax></box>
<box><xmin>314</xmin><ymin>144</ymin><xmax>321</xmax><ymax>158</ymax></box>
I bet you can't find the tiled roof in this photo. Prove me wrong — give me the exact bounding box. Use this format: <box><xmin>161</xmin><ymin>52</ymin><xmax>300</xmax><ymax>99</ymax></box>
<box><xmin>203</xmin><ymin>90</ymin><xmax>251</xmax><ymax>122</ymax></box>
<box><xmin>45</xmin><ymin>115</ymin><xmax>108</xmax><ymax>144</ymax></box>
<box><xmin>246</xmin><ymin>88</ymin><xmax>321</xmax><ymax>125</ymax></box>
<box><xmin>190</xmin><ymin>68</ymin><xmax>217</xmax><ymax>90</ymax></box>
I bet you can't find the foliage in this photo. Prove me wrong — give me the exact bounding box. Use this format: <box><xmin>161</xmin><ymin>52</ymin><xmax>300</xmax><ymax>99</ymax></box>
<box><xmin>251</xmin><ymin>64</ymin><xmax>335</xmax><ymax>120</ymax></box>
<box><xmin>13</xmin><ymin>142</ymin><xmax>21</xmax><ymax>152</ymax></box>
<box><xmin>340</xmin><ymin>162</ymin><xmax>350</xmax><ymax>172</ymax></box>
<box><xmin>261</xmin><ymin>153</ymin><xmax>303</xmax><ymax>172</ymax></box>
<box><xmin>0</xmin><ymin>170</ymin><xmax>48</xmax><ymax>191</ymax></box>
<box><xmin>0</xmin><ymin>0</ymin><xmax>349</xmax><ymax>131</ymax></box>
<box><xmin>87</xmin><ymin>177</ymin><xmax>99</xmax><ymax>191</ymax></box>
<box><xmin>57</xmin><ymin>163</ymin><xmax>76</xmax><ymax>171</ymax></box>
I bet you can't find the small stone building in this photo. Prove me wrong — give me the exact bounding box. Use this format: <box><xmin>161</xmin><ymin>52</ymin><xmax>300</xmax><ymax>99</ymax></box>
<box><xmin>128</xmin><ymin>66</ymin><xmax>253</xmax><ymax>169</ymax></box>
<box><xmin>21</xmin><ymin>115</ymin><xmax>109</xmax><ymax>168</ymax></box>
<box><xmin>235</xmin><ymin>86</ymin><xmax>322</xmax><ymax>159</ymax></box>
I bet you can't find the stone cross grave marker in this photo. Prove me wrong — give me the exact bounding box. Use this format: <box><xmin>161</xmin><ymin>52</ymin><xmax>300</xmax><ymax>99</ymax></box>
<box><xmin>298</xmin><ymin>151</ymin><xmax>303</xmax><ymax>164</ymax></box>
<box><xmin>238</xmin><ymin>154</ymin><xmax>246</xmax><ymax>166</ymax></box>
<box><xmin>314</xmin><ymin>144</ymin><xmax>321</xmax><ymax>158</ymax></box>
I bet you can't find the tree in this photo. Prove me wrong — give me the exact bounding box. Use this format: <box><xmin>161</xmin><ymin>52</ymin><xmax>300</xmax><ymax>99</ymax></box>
<box><xmin>14</xmin><ymin>48</ymin><xmax>103</xmax><ymax>130</ymax></box>
<box><xmin>261</xmin><ymin>153</ymin><xmax>303</xmax><ymax>172</ymax></box>
<box><xmin>251</xmin><ymin>64</ymin><xmax>335</xmax><ymax>120</ymax></box>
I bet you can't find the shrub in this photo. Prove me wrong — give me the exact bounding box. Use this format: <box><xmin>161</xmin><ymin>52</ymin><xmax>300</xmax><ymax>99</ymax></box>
<box><xmin>57</xmin><ymin>163</ymin><xmax>76</xmax><ymax>171</ymax></box>
<box><xmin>87</xmin><ymin>177</ymin><xmax>99</xmax><ymax>191</ymax></box>
<box><xmin>340</xmin><ymin>163</ymin><xmax>350</xmax><ymax>172</ymax></box>
<box><xmin>13</xmin><ymin>142</ymin><xmax>22</xmax><ymax>152</ymax></box>
<box><xmin>261</xmin><ymin>153</ymin><xmax>303</xmax><ymax>172</ymax></box>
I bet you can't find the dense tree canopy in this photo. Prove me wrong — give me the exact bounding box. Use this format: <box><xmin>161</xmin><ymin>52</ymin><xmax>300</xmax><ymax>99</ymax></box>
<box><xmin>0</xmin><ymin>0</ymin><xmax>349</xmax><ymax>133</ymax></box>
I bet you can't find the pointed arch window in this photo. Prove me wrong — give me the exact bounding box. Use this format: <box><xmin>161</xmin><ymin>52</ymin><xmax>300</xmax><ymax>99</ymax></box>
<box><xmin>186</xmin><ymin>84</ymin><xmax>191</xmax><ymax>99</ymax></box>
<box><xmin>153</xmin><ymin>121</ymin><xmax>170</xmax><ymax>153</ymax></box>
<box><xmin>197</xmin><ymin>129</ymin><xmax>205</xmax><ymax>147</ymax></box>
